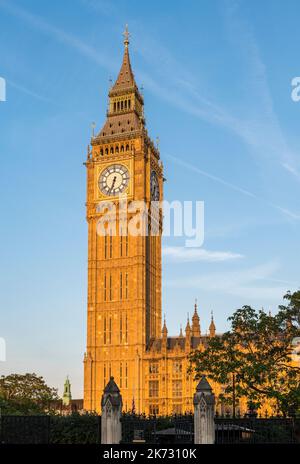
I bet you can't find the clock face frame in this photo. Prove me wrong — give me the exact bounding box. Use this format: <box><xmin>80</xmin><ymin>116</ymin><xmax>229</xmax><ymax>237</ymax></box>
<box><xmin>150</xmin><ymin>170</ymin><xmax>160</xmax><ymax>201</ymax></box>
<box><xmin>98</xmin><ymin>164</ymin><xmax>130</xmax><ymax>196</ymax></box>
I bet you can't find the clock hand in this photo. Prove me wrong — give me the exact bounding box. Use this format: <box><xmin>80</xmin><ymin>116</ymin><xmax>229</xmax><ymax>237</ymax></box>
<box><xmin>109</xmin><ymin>176</ymin><xmax>117</xmax><ymax>193</ymax></box>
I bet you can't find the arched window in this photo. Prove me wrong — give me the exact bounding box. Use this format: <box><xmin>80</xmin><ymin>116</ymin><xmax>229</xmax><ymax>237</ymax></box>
<box><xmin>115</xmin><ymin>145</ymin><xmax>119</xmax><ymax>153</ymax></box>
<box><xmin>120</xmin><ymin>362</ymin><xmax>123</xmax><ymax>388</ymax></box>
<box><xmin>100</xmin><ymin>149</ymin><xmax>103</xmax><ymax>156</ymax></box>
<box><xmin>120</xmin><ymin>145</ymin><xmax>124</xmax><ymax>152</ymax></box>
<box><xmin>109</xmin><ymin>233</ymin><xmax>113</xmax><ymax>258</ymax></box>
<box><xmin>110</xmin><ymin>146</ymin><xmax>114</xmax><ymax>154</ymax></box>
<box><xmin>109</xmin><ymin>317</ymin><xmax>112</xmax><ymax>343</ymax></box>
<box><xmin>104</xmin><ymin>234</ymin><xmax>107</xmax><ymax>259</ymax></box>
<box><xmin>125</xmin><ymin>144</ymin><xmax>129</xmax><ymax>151</ymax></box>
<box><xmin>124</xmin><ymin>100</ymin><xmax>127</xmax><ymax>109</ymax></box>
<box><xmin>114</xmin><ymin>102</ymin><xmax>116</xmax><ymax>111</ymax></box>
<box><xmin>104</xmin><ymin>274</ymin><xmax>107</xmax><ymax>301</ymax></box>
<box><xmin>125</xmin><ymin>272</ymin><xmax>128</xmax><ymax>299</ymax></box>
<box><xmin>128</xmin><ymin>99</ymin><xmax>131</xmax><ymax>109</ymax></box>
<box><xmin>109</xmin><ymin>274</ymin><xmax>112</xmax><ymax>300</ymax></box>
<box><xmin>120</xmin><ymin>314</ymin><xmax>123</xmax><ymax>343</ymax></box>
<box><xmin>121</xmin><ymin>100</ymin><xmax>123</xmax><ymax>110</ymax></box>
<box><xmin>105</xmin><ymin>148</ymin><xmax>108</xmax><ymax>155</ymax></box>
<box><xmin>117</xmin><ymin>101</ymin><xmax>120</xmax><ymax>110</ymax></box>
<box><xmin>120</xmin><ymin>272</ymin><xmax>123</xmax><ymax>300</ymax></box>
<box><xmin>104</xmin><ymin>317</ymin><xmax>107</xmax><ymax>344</ymax></box>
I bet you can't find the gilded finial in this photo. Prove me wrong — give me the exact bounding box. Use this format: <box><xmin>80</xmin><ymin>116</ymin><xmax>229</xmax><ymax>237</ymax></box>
<box><xmin>123</xmin><ymin>24</ymin><xmax>130</xmax><ymax>48</ymax></box>
<box><xmin>91</xmin><ymin>121</ymin><xmax>96</xmax><ymax>138</ymax></box>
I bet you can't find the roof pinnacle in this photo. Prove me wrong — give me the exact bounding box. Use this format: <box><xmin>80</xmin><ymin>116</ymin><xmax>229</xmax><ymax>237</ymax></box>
<box><xmin>123</xmin><ymin>24</ymin><xmax>130</xmax><ymax>48</ymax></box>
<box><xmin>162</xmin><ymin>314</ymin><xmax>168</xmax><ymax>336</ymax></box>
<box><xmin>209</xmin><ymin>310</ymin><xmax>216</xmax><ymax>337</ymax></box>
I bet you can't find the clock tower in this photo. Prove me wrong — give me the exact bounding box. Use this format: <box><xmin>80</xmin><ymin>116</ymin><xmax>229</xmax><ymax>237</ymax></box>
<box><xmin>83</xmin><ymin>27</ymin><xmax>163</xmax><ymax>413</ymax></box>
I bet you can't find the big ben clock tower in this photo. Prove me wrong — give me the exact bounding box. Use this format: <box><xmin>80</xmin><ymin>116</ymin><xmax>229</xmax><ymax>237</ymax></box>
<box><xmin>83</xmin><ymin>27</ymin><xmax>163</xmax><ymax>413</ymax></box>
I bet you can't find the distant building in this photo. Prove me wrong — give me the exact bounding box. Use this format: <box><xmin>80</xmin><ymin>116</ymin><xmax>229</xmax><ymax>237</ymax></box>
<box><xmin>50</xmin><ymin>377</ymin><xmax>83</xmax><ymax>415</ymax></box>
<box><xmin>62</xmin><ymin>376</ymin><xmax>72</xmax><ymax>406</ymax></box>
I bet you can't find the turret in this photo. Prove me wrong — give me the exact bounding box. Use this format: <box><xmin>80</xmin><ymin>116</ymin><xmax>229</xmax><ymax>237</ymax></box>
<box><xmin>62</xmin><ymin>376</ymin><xmax>72</xmax><ymax>406</ymax></box>
<box><xmin>185</xmin><ymin>314</ymin><xmax>191</xmax><ymax>352</ymax></box>
<box><xmin>162</xmin><ymin>315</ymin><xmax>168</xmax><ymax>350</ymax></box>
<box><xmin>179</xmin><ymin>324</ymin><xmax>183</xmax><ymax>338</ymax></box>
<box><xmin>209</xmin><ymin>311</ymin><xmax>216</xmax><ymax>338</ymax></box>
<box><xmin>185</xmin><ymin>314</ymin><xmax>191</xmax><ymax>339</ymax></box>
<box><xmin>192</xmin><ymin>300</ymin><xmax>201</xmax><ymax>337</ymax></box>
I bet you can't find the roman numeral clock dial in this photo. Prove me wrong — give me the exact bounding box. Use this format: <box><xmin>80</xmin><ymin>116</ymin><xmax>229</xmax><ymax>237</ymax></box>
<box><xmin>99</xmin><ymin>164</ymin><xmax>130</xmax><ymax>196</ymax></box>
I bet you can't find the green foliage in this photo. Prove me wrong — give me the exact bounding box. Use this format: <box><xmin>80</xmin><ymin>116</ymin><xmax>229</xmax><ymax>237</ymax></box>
<box><xmin>0</xmin><ymin>373</ymin><xmax>58</xmax><ymax>415</ymax></box>
<box><xmin>50</xmin><ymin>413</ymin><xmax>100</xmax><ymax>444</ymax></box>
<box><xmin>189</xmin><ymin>291</ymin><xmax>300</xmax><ymax>416</ymax></box>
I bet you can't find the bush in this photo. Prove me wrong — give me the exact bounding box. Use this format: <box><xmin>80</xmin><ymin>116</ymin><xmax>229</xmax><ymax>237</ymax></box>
<box><xmin>50</xmin><ymin>413</ymin><xmax>101</xmax><ymax>444</ymax></box>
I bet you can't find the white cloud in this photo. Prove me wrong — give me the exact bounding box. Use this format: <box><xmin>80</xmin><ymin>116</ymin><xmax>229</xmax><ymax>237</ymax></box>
<box><xmin>162</xmin><ymin>246</ymin><xmax>243</xmax><ymax>263</ymax></box>
<box><xmin>165</xmin><ymin>261</ymin><xmax>296</xmax><ymax>302</ymax></box>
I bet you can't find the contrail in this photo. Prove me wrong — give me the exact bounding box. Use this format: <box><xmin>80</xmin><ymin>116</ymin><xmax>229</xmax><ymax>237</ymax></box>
<box><xmin>166</xmin><ymin>153</ymin><xmax>300</xmax><ymax>221</ymax></box>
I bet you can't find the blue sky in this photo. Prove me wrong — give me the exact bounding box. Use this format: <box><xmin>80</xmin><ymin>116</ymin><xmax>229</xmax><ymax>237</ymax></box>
<box><xmin>0</xmin><ymin>0</ymin><xmax>299</xmax><ymax>397</ymax></box>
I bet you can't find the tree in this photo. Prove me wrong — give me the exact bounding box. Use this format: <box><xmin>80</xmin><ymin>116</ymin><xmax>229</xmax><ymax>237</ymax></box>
<box><xmin>189</xmin><ymin>291</ymin><xmax>300</xmax><ymax>416</ymax></box>
<box><xmin>0</xmin><ymin>373</ymin><xmax>59</xmax><ymax>415</ymax></box>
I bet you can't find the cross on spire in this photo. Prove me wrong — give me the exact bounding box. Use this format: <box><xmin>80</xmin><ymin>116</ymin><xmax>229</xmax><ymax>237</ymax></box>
<box><xmin>123</xmin><ymin>24</ymin><xmax>130</xmax><ymax>47</ymax></box>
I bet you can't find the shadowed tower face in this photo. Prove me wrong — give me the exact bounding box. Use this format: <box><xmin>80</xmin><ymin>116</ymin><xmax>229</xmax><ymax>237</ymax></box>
<box><xmin>83</xmin><ymin>27</ymin><xmax>163</xmax><ymax>413</ymax></box>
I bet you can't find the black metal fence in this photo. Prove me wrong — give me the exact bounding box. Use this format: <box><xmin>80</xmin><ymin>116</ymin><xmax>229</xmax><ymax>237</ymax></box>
<box><xmin>120</xmin><ymin>413</ymin><xmax>193</xmax><ymax>444</ymax></box>
<box><xmin>120</xmin><ymin>414</ymin><xmax>157</xmax><ymax>443</ymax></box>
<box><xmin>120</xmin><ymin>413</ymin><xmax>299</xmax><ymax>444</ymax></box>
<box><xmin>215</xmin><ymin>417</ymin><xmax>298</xmax><ymax>444</ymax></box>
<box><xmin>0</xmin><ymin>414</ymin><xmax>298</xmax><ymax>444</ymax></box>
<box><xmin>0</xmin><ymin>415</ymin><xmax>101</xmax><ymax>444</ymax></box>
<box><xmin>0</xmin><ymin>415</ymin><xmax>50</xmax><ymax>444</ymax></box>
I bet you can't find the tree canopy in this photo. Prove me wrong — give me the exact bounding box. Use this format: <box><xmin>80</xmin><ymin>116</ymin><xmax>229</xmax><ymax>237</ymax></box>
<box><xmin>189</xmin><ymin>291</ymin><xmax>300</xmax><ymax>416</ymax></box>
<box><xmin>0</xmin><ymin>373</ymin><xmax>59</xmax><ymax>415</ymax></box>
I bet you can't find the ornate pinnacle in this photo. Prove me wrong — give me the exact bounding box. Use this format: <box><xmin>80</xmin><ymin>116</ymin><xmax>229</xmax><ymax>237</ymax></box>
<box><xmin>123</xmin><ymin>24</ymin><xmax>130</xmax><ymax>48</ymax></box>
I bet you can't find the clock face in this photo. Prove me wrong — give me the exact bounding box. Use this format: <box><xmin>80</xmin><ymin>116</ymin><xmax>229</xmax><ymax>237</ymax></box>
<box><xmin>150</xmin><ymin>170</ymin><xmax>160</xmax><ymax>201</ymax></box>
<box><xmin>99</xmin><ymin>164</ymin><xmax>130</xmax><ymax>196</ymax></box>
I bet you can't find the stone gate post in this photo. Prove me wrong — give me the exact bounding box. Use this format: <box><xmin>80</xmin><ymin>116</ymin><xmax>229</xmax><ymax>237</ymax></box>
<box><xmin>101</xmin><ymin>377</ymin><xmax>123</xmax><ymax>444</ymax></box>
<box><xmin>193</xmin><ymin>375</ymin><xmax>215</xmax><ymax>444</ymax></box>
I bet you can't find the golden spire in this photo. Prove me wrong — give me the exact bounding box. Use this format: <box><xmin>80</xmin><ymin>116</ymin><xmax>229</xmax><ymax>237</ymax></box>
<box><xmin>209</xmin><ymin>310</ymin><xmax>216</xmax><ymax>338</ymax></box>
<box><xmin>123</xmin><ymin>24</ymin><xmax>130</xmax><ymax>48</ymax></box>
<box><xmin>162</xmin><ymin>314</ymin><xmax>168</xmax><ymax>336</ymax></box>
<box><xmin>192</xmin><ymin>299</ymin><xmax>201</xmax><ymax>337</ymax></box>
